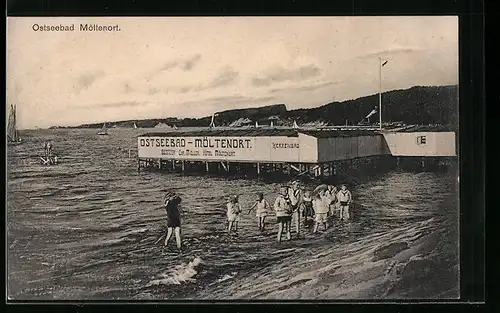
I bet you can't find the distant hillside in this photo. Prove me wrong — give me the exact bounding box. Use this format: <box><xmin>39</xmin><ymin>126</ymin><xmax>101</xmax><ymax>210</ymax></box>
<box><xmin>286</xmin><ymin>85</ymin><xmax>458</xmax><ymax>127</ymax></box>
<box><xmin>52</xmin><ymin>85</ymin><xmax>458</xmax><ymax>129</ymax></box>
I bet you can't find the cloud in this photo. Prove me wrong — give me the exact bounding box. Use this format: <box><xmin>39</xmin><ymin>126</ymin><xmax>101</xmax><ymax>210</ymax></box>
<box><xmin>183</xmin><ymin>54</ymin><xmax>201</xmax><ymax>71</ymax></box>
<box><xmin>356</xmin><ymin>47</ymin><xmax>425</xmax><ymax>60</ymax></box>
<box><xmin>146</xmin><ymin>54</ymin><xmax>202</xmax><ymax>79</ymax></box>
<box><xmin>144</xmin><ymin>66</ymin><xmax>238</xmax><ymax>95</ymax></box>
<box><xmin>178</xmin><ymin>86</ymin><xmax>194</xmax><ymax>93</ymax></box>
<box><xmin>75</xmin><ymin>101</ymin><xmax>141</xmax><ymax>110</ymax></box>
<box><xmin>251</xmin><ymin>64</ymin><xmax>322</xmax><ymax>87</ymax></box>
<box><xmin>207</xmin><ymin>66</ymin><xmax>239</xmax><ymax>89</ymax></box>
<box><xmin>206</xmin><ymin>95</ymin><xmax>275</xmax><ymax>104</ymax></box>
<box><xmin>270</xmin><ymin>81</ymin><xmax>341</xmax><ymax>93</ymax></box>
<box><xmin>123</xmin><ymin>82</ymin><xmax>134</xmax><ymax>93</ymax></box>
<box><xmin>73</xmin><ymin>71</ymin><xmax>105</xmax><ymax>94</ymax></box>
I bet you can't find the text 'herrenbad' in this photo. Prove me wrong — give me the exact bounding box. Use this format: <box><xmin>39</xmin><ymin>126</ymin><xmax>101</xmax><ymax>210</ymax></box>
<box><xmin>32</xmin><ymin>24</ymin><xmax>121</xmax><ymax>32</ymax></box>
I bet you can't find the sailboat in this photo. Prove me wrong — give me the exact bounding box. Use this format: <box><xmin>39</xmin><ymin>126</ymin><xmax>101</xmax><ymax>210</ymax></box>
<box><xmin>209</xmin><ymin>113</ymin><xmax>216</xmax><ymax>128</ymax></box>
<box><xmin>7</xmin><ymin>104</ymin><xmax>22</xmax><ymax>145</ymax></box>
<box><xmin>97</xmin><ymin>123</ymin><xmax>108</xmax><ymax>135</ymax></box>
<box><xmin>133</xmin><ymin>122</ymin><xmax>138</xmax><ymax>129</ymax></box>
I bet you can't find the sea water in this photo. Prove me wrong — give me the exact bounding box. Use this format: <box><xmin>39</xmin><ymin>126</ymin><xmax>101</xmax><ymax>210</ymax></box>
<box><xmin>7</xmin><ymin>128</ymin><xmax>459</xmax><ymax>300</ymax></box>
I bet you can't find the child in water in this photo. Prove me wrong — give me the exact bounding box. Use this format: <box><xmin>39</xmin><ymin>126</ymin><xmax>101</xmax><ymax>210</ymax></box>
<box><xmin>299</xmin><ymin>191</ymin><xmax>315</xmax><ymax>232</ymax></box>
<box><xmin>288</xmin><ymin>180</ymin><xmax>302</xmax><ymax>238</ymax></box>
<box><xmin>326</xmin><ymin>185</ymin><xmax>338</xmax><ymax>217</ymax></box>
<box><xmin>313</xmin><ymin>191</ymin><xmax>329</xmax><ymax>233</ymax></box>
<box><xmin>227</xmin><ymin>195</ymin><xmax>242</xmax><ymax>234</ymax></box>
<box><xmin>274</xmin><ymin>186</ymin><xmax>293</xmax><ymax>243</ymax></box>
<box><xmin>248</xmin><ymin>192</ymin><xmax>271</xmax><ymax>231</ymax></box>
<box><xmin>163</xmin><ymin>191</ymin><xmax>183</xmax><ymax>251</ymax></box>
<box><xmin>336</xmin><ymin>184</ymin><xmax>353</xmax><ymax>221</ymax></box>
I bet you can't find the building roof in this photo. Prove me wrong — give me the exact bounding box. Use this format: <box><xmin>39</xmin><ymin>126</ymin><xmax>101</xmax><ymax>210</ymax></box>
<box><xmin>139</xmin><ymin>128</ymin><xmax>299</xmax><ymax>137</ymax></box>
<box><xmin>386</xmin><ymin>125</ymin><xmax>456</xmax><ymax>133</ymax></box>
<box><xmin>299</xmin><ymin>129</ymin><xmax>380</xmax><ymax>138</ymax></box>
<box><xmin>139</xmin><ymin>125</ymin><xmax>455</xmax><ymax>138</ymax></box>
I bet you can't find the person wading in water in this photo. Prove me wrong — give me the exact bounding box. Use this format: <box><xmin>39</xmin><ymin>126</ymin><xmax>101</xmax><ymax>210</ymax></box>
<box><xmin>325</xmin><ymin>185</ymin><xmax>338</xmax><ymax>217</ymax></box>
<box><xmin>43</xmin><ymin>140</ymin><xmax>58</xmax><ymax>165</ymax></box>
<box><xmin>299</xmin><ymin>191</ymin><xmax>315</xmax><ymax>232</ymax></box>
<box><xmin>336</xmin><ymin>184</ymin><xmax>353</xmax><ymax>221</ymax></box>
<box><xmin>288</xmin><ymin>180</ymin><xmax>302</xmax><ymax>238</ymax></box>
<box><xmin>227</xmin><ymin>195</ymin><xmax>242</xmax><ymax>235</ymax></box>
<box><xmin>163</xmin><ymin>191</ymin><xmax>183</xmax><ymax>251</ymax></box>
<box><xmin>313</xmin><ymin>191</ymin><xmax>330</xmax><ymax>233</ymax></box>
<box><xmin>248</xmin><ymin>192</ymin><xmax>271</xmax><ymax>231</ymax></box>
<box><xmin>274</xmin><ymin>186</ymin><xmax>293</xmax><ymax>243</ymax></box>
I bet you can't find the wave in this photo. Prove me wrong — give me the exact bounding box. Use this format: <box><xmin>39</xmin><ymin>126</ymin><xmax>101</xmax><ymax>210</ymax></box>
<box><xmin>146</xmin><ymin>257</ymin><xmax>203</xmax><ymax>286</ymax></box>
<box><xmin>213</xmin><ymin>272</ymin><xmax>238</xmax><ymax>284</ymax></box>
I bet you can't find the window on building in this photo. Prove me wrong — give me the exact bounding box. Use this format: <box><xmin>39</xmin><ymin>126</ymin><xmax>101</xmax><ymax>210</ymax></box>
<box><xmin>416</xmin><ymin>135</ymin><xmax>427</xmax><ymax>145</ymax></box>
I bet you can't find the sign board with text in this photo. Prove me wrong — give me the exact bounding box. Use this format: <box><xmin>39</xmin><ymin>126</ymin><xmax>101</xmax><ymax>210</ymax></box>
<box><xmin>137</xmin><ymin>135</ymin><xmax>307</xmax><ymax>163</ymax></box>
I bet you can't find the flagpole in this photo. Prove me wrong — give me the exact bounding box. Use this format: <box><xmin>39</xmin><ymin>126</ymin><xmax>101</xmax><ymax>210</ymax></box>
<box><xmin>379</xmin><ymin>57</ymin><xmax>382</xmax><ymax>130</ymax></box>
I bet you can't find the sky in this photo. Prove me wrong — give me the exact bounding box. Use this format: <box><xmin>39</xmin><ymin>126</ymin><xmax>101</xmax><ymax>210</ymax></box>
<box><xmin>6</xmin><ymin>17</ymin><xmax>458</xmax><ymax>129</ymax></box>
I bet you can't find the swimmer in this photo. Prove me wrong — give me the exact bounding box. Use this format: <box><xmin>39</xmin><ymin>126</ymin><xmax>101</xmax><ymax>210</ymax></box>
<box><xmin>227</xmin><ymin>195</ymin><xmax>242</xmax><ymax>234</ymax></box>
<box><xmin>44</xmin><ymin>140</ymin><xmax>54</xmax><ymax>157</ymax></box>
<box><xmin>313</xmin><ymin>192</ymin><xmax>329</xmax><ymax>233</ymax></box>
<box><xmin>325</xmin><ymin>185</ymin><xmax>338</xmax><ymax>216</ymax></box>
<box><xmin>299</xmin><ymin>191</ymin><xmax>315</xmax><ymax>232</ymax></box>
<box><xmin>336</xmin><ymin>184</ymin><xmax>353</xmax><ymax>221</ymax></box>
<box><xmin>274</xmin><ymin>186</ymin><xmax>293</xmax><ymax>243</ymax></box>
<box><xmin>288</xmin><ymin>180</ymin><xmax>302</xmax><ymax>238</ymax></box>
<box><xmin>248</xmin><ymin>192</ymin><xmax>271</xmax><ymax>231</ymax></box>
<box><xmin>163</xmin><ymin>191</ymin><xmax>183</xmax><ymax>251</ymax></box>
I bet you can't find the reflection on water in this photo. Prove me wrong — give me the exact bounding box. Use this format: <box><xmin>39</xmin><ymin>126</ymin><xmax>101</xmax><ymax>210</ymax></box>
<box><xmin>7</xmin><ymin>129</ymin><xmax>459</xmax><ymax>300</ymax></box>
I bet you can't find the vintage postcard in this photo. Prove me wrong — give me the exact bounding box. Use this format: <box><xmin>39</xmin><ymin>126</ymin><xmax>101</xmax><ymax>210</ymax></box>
<box><xmin>7</xmin><ymin>16</ymin><xmax>459</xmax><ymax>300</ymax></box>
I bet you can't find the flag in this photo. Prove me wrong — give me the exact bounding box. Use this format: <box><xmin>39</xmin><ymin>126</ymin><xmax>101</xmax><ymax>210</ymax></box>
<box><xmin>382</xmin><ymin>60</ymin><xmax>388</xmax><ymax>67</ymax></box>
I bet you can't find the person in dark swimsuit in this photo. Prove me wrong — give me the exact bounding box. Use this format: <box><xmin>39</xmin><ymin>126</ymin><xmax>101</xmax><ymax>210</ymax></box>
<box><xmin>163</xmin><ymin>191</ymin><xmax>182</xmax><ymax>251</ymax></box>
<box><xmin>299</xmin><ymin>191</ymin><xmax>315</xmax><ymax>232</ymax></box>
